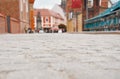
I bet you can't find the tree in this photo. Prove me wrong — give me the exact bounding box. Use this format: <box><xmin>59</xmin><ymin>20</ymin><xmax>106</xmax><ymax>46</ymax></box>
<box><xmin>58</xmin><ymin>24</ymin><xmax>67</xmax><ymax>32</ymax></box>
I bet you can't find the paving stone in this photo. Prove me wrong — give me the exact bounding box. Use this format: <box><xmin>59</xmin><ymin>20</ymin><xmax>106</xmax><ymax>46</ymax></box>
<box><xmin>0</xmin><ymin>33</ymin><xmax>120</xmax><ymax>79</ymax></box>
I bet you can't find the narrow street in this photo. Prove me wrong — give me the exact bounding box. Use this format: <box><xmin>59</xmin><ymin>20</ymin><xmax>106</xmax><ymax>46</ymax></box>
<box><xmin>0</xmin><ymin>33</ymin><xmax>120</xmax><ymax>79</ymax></box>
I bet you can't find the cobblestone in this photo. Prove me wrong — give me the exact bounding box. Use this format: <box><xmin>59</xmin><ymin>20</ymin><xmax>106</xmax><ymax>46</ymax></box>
<box><xmin>0</xmin><ymin>33</ymin><xmax>120</xmax><ymax>79</ymax></box>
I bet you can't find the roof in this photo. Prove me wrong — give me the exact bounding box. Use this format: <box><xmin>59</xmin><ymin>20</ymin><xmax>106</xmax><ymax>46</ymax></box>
<box><xmin>86</xmin><ymin>1</ymin><xmax>120</xmax><ymax>22</ymax></box>
<box><xmin>34</xmin><ymin>9</ymin><xmax>64</xmax><ymax>20</ymax></box>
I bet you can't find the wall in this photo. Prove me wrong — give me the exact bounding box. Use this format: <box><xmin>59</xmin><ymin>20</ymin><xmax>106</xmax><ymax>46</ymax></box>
<box><xmin>0</xmin><ymin>0</ymin><xmax>20</xmax><ymax>19</ymax></box>
<box><xmin>78</xmin><ymin>14</ymin><xmax>83</xmax><ymax>32</ymax></box>
<box><xmin>42</xmin><ymin>16</ymin><xmax>51</xmax><ymax>28</ymax></box>
<box><xmin>101</xmin><ymin>0</ymin><xmax>108</xmax><ymax>8</ymax></box>
<box><xmin>20</xmin><ymin>0</ymin><xmax>30</xmax><ymax>33</ymax></box>
<box><xmin>0</xmin><ymin>0</ymin><xmax>30</xmax><ymax>33</ymax></box>
<box><xmin>29</xmin><ymin>1</ymin><xmax>34</xmax><ymax>30</ymax></box>
<box><xmin>0</xmin><ymin>15</ymin><xmax>6</xmax><ymax>34</ymax></box>
<box><xmin>67</xmin><ymin>20</ymin><xmax>74</xmax><ymax>32</ymax></box>
<box><xmin>10</xmin><ymin>18</ymin><xmax>20</xmax><ymax>33</ymax></box>
<box><xmin>66</xmin><ymin>0</ymin><xmax>83</xmax><ymax>32</ymax></box>
<box><xmin>0</xmin><ymin>14</ymin><xmax>21</xmax><ymax>34</ymax></box>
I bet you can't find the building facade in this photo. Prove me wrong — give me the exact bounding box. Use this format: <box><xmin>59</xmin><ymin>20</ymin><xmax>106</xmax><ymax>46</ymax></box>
<box><xmin>85</xmin><ymin>0</ymin><xmax>120</xmax><ymax>31</ymax></box>
<box><xmin>66</xmin><ymin>0</ymin><xmax>82</xmax><ymax>32</ymax></box>
<box><xmin>83</xmin><ymin>0</ymin><xmax>109</xmax><ymax>20</ymax></box>
<box><xmin>0</xmin><ymin>0</ymin><xmax>31</xmax><ymax>33</ymax></box>
<box><xmin>52</xmin><ymin>4</ymin><xmax>67</xmax><ymax>26</ymax></box>
<box><xmin>0</xmin><ymin>13</ymin><xmax>6</xmax><ymax>33</ymax></box>
<box><xmin>20</xmin><ymin>0</ymin><xmax>30</xmax><ymax>33</ymax></box>
<box><xmin>29</xmin><ymin>0</ymin><xmax>35</xmax><ymax>31</ymax></box>
<box><xmin>100</xmin><ymin>0</ymin><xmax>109</xmax><ymax>13</ymax></box>
<box><xmin>61</xmin><ymin>0</ymin><xmax>67</xmax><ymax>11</ymax></box>
<box><xmin>34</xmin><ymin>9</ymin><xmax>64</xmax><ymax>32</ymax></box>
<box><xmin>66</xmin><ymin>0</ymin><xmax>109</xmax><ymax>32</ymax></box>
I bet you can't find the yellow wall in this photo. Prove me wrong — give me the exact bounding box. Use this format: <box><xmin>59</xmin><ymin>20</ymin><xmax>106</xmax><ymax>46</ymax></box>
<box><xmin>67</xmin><ymin>13</ymin><xmax>83</xmax><ymax>32</ymax></box>
<box><xmin>67</xmin><ymin>20</ymin><xmax>74</xmax><ymax>32</ymax></box>
<box><xmin>78</xmin><ymin>14</ymin><xmax>83</xmax><ymax>32</ymax></box>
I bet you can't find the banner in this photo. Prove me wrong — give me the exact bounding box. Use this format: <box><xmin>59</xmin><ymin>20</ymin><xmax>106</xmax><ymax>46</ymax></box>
<box><xmin>71</xmin><ymin>0</ymin><xmax>82</xmax><ymax>9</ymax></box>
<box><xmin>68</xmin><ymin>11</ymin><xmax>73</xmax><ymax>20</ymax></box>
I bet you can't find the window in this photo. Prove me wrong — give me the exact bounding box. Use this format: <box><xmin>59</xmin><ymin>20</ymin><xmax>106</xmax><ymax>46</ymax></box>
<box><xmin>46</xmin><ymin>18</ymin><xmax>48</xmax><ymax>21</ymax></box>
<box><xmin>23</xmin><ymin>0</ymin><xmax>25</xmax><ymax>3</ymax></box>
<box><xmin>45</xmin><ymin>17</ymin><xmax>49</xmax><ymax>23</ymax></box>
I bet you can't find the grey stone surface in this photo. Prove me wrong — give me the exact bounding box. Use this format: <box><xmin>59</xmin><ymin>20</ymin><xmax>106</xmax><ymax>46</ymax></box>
<box><xmin>0</xmin><ymin>33</ymin><xmax>120</xmax><ymax>79</ymax></box>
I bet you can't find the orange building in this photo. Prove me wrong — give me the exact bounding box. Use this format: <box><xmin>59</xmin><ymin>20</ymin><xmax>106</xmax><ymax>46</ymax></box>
<box><xmin>29</xmin><ymin>0</ymin><xmax>35</xmax><ymax>31</ymax></box>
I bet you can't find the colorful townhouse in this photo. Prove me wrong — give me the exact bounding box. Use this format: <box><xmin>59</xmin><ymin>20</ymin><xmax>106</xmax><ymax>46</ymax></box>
<box><xmin>34</xmin><ymin>9</ymin><xmax>64</xmax><ymax>32</ymax></box>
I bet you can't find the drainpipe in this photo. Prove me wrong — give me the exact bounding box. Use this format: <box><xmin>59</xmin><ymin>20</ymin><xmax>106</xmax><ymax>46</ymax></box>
<box><xmin>86</xmin><ymin>0</ymin><xmax>88</xmax><ymax>20</ymax></box>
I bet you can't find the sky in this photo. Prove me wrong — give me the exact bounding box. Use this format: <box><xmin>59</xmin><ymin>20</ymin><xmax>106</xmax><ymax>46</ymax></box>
<box><xmin>33</xmin><ymin>0</ymin><xmax>61</xmax><ymax>9</ymax></box>
<box><xmin>33</xmin><ymin>0</ymin><xmax>119</xmax><ymax>9</ymax></box>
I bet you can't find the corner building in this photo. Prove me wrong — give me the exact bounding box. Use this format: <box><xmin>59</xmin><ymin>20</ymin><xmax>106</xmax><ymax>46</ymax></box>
<box><xmin>0</xmin><ymin>0</ymin><xmax>29</xmax><ymax>33</ymax></box>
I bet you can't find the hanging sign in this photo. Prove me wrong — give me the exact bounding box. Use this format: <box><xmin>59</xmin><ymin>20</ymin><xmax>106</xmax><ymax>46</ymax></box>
<box><xmin>71</xmin><ymin>0</ymin><xmax>82</xmax><ymax>9</ymax></box>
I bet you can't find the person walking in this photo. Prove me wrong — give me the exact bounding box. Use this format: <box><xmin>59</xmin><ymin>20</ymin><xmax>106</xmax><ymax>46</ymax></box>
<box><xmin>24</xmin><ymin>26</ymin><xmax>28</xmax><ymax>33</ymax></box>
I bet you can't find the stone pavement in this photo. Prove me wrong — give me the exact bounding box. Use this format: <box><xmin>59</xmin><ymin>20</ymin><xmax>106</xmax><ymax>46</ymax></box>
<box><xmin>0</xmin><ymin>33</ymin><xmax>120</xmax><ymax>79</ymax></box>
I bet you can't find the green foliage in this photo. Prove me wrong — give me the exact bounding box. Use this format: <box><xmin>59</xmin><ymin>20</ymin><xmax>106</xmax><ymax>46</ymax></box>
<box><xmin>58</xmin><ymin>24</ymin><xmax>66</xmax><ymax>29</ymax></box>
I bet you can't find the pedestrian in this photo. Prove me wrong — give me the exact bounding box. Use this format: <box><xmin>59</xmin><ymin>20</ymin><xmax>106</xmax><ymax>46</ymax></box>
<box><xmin>58</xmin><ymin>29</ymin><xmax>62</xmax><ymax>33</ymax></box>
<box><xmin>24</xmin><ymin>26</ymin><xmax>27</xmax><ymax>33</ymax></box>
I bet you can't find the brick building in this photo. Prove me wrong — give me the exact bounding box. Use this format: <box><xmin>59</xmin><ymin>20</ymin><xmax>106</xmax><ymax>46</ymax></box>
<box><xmin>0</xmin><ymin>13</ymin><xmax>6</xmax><ymax>34</ymax></box>
<box><xmin>66</xmin><ymin>0</ymin><xmax>109</xmax><ymax>32</ymax></box>
<box><xmin>0</xmin><ymin>0</ymin><xmax>30</xmax><ymax>33</ymax></box>
<box><xmin>100</xmin><ymin>0</ymin><xmax>109</xmax><ymax>13</ymax></box>
<box><xmin>87</xmin><ymin>0</ymin><xmax>109</xmax><ymax>19</ymax></box>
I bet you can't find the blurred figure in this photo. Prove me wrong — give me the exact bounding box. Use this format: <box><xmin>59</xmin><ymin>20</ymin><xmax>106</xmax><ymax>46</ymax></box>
<box><xmin>24</xmin><ymin>26</ymin><xmax>28</xmax><ymax>33</ymax></box>
<box><xmin>58</xmin><ymin>29</ymin><xmax>62</xmax><ymax>33</ymax></box>
<box><xmin>28</xmin><ymin>28</ymin><xmax>33</xmax><ymax>33</ymax></box>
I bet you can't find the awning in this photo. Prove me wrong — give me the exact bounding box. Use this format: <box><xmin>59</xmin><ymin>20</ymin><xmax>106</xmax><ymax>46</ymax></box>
<box><xmin>51</xmin><ymin>27</ymin><xmax>59</xmax><ymax>30</ymax></box>
<box><xmin>85</xmin><ymin>1</ymin><xmax>120</xmax><ymax>22</ymax></box>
